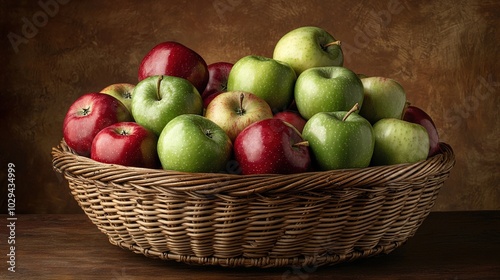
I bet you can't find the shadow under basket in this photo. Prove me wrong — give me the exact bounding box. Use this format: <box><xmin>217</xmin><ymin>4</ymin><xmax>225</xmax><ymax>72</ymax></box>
<box><xmin>52</xmin><ymin>140</ymin><xmax>455</xmax><ymax>268</ymax></box>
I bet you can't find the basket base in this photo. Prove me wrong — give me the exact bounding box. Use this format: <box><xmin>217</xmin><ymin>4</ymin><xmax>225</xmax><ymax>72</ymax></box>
<box><xmin>110</xmin><ymin>238</ymin><xmax>403</xmax><ymax>268</ymax></box>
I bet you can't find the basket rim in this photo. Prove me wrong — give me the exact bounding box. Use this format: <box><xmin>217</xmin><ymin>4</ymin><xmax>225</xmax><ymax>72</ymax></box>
<box><xmin>52</xmin><ymin>139</ymin><xmax>455</xmax><ymax>196</ymax></box>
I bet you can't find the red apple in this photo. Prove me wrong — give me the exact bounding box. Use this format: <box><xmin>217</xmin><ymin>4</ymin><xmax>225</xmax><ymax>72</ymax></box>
<box><xmin>273</xmin><ymin>110</ymin><xmax>307</xmax><ymax>133</ymax></box>
<box><xmin>402</xmin><ymin>105</ymin><xmax>440</xmax><ymax>157</ymax></box>
<box><xmin>138</xmin><ymin>41</ymin><xmax>209</xmax><ymax>93</ymax></box>
<box><xmin>203</xmin><ymin>91</ymin><xmax>223</xmax><ymax>109</ymax></box>
<box><xmin>63</xmin><ymin>93</ymin><xmax>133</xmax><ymax>157</ymax></box>
<box><xmin>205</xmin><ymin>91</ymin><xmax>273</xmax><ymax>141</ymax></box>
<box><xmin>234</xmin><ymin>118</ymin><xmax>311</xmax><ymax>175</ymax></box>
<box><xmin>91</xmin><ymin>122</ymin><xmax>160</xmax><ymax>168</ymax></box>
<box><xmin>201</xmin><ymin>62</ymin><xmax>233</xmax><ymax>107</ymax></box>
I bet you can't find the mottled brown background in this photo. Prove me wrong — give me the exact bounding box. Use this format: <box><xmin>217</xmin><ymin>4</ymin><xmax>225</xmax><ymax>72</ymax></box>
<box><xmin>1</xmin><ymin>0</ymin><xmax>498</xmax><ymax>213</ymax></box>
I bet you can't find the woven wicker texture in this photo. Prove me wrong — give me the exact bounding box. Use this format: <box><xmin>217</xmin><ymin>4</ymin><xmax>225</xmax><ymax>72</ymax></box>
<box><xmin>52</xmin><ymin>140</ymin><xmax>455</xmax><ymax>268</ymax></box>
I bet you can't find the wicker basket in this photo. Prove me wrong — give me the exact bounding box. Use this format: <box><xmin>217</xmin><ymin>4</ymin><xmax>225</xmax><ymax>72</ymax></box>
<box><xmin>52</xmin><ymin>139</ymin><xmax>454</xmax><ymax>268</ymax></box>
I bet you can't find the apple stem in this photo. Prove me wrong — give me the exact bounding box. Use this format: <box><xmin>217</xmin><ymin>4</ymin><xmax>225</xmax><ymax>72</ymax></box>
<box><xmin>324</xmin><ymin>40</ymin><xmax>341</xmax><ymax>48</ymax></box>
<box><xmin>293</xmin><ymin>141</ymin><xmax>309</xmax><ymax>148</ymax></box>
<box><xmin>237</xmin><ymin>92</ymin><xmax>246</xmax><ymax>116</ymax></box>
<box><xmin>156</xmin><ymin>75</ymin><xmax>163</xmax><ymax>101</ymax></box>
<box><xmin>342</xmin><ymin>103</ymin><xmax>360</xmax><ymax>121</ymax></box>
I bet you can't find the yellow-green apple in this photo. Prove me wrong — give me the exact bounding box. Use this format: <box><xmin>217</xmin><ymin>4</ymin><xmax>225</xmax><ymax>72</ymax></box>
<box><xmin>138</xmin><ymin>41</ymin><xmax>209</xmax><ymax>93</ymax></box>
<box><xmin>294</xmin><ymin>66</ymin><xmax>364</xmax><ymax>120</ymax></box>
<box><xmin>157</xmin><ymin>114</ymin><xmax>232</xmax><ymax>173</ymax></box>
<box><xmin>204</xmin><ymin>91</ymin><xmax>273</xmax><ymax>141</ymax></box>
<box><xmin>226</xmin><ymin>55</ymin><xmax>296</xmax><ymax>112</ymax></box>
<box><xmin>403</xmin><ymin>105</ymin><xmax>440</xmax><ymax>157</ymax></box>
<box><xmin>302</xmin><ymin>104</ymin><xmax>374</xmax><ymax>170</ymax></box>
<box><xmin>234</xmin><ymin>118</ymin><xmax>311</xmax><ymax>175</ymax></box>
<box><xmin>201</xmin><ymin>62</ymin><xmax>233</xmax><ymax>108</ymax></box>
<box><xmin>100</xmin><ymin>83</ymin><xmax>135</xmax><ymax>113</ymax></box>
<box><xmin>90</xmin><ymin>122</ymin><xmax>160</xmax><ymax>168</ymax></box>
<box><xmin>131</xmin><ymin>75</ymin><xmax>203</xmax><ymax>135</ymax></box>
<box><xmin>358</xmin><ymin>77</ymin><xmax>407</xmax><ymax>124</ymax></box>
<box><xmin>273</xmin><ymin>26</ymin><xmax>343</xmax><ymax>75</ymax></box>
<box><xmin>63</xmin><ymin>92</ymin><xmax>133</xmax><ymax>157</ymax></box>
<box><xmin>371</xmin><ymin>118</ymin><xmax>429</xmax><ymax>166</ymax></box>
<box><xmin>273</xmin><ymin>110</ymin><xmax>307</xmax><ymax>133</ymax></box>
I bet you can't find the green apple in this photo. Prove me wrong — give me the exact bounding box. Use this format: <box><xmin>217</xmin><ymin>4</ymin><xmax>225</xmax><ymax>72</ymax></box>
<box><xmin>157</xmin><ymin>114</ymin><xmax>232</xmax><ymax>173</ymax></box>
<box><xmin>294</xmin><ymin>66</ymin><xmax>364</xmax><ymax>120</ymax></box>
<box><xmin>273</xmin><ymin>26</ymin><xmax>343</xmax><ymax>75</ymax></box>
<box><xmin>204</xmin><ymin>91</ymin><xmax>273</xmax><ymax>141</ymax></box>
<box><xmin>358</xmin><ymin>77</ymin><xmax>407</xmax><ymax>124</ymax></box>
<box><xmin>371</xmin><ymin>118</ymin><xmax>429</xmax><ymax>166</ymax></box>
<box><xmin>131</xmin><ymin>75</ymin><xmax>203</xmax><ymax>135</ymax></box>
<box><xmin>226</xmin><ymin>55</ymin><xmax>296</xmax><ymax>112</ymax></box>
<box><xmin>302</xmin><ymin>104</ymin><xmax>374</xmax><ymax>170</ymax></box>
<box><xmin>100</xmin><ymin>83</ymin><xmax>135</xmax><ymax>113</ymax></box>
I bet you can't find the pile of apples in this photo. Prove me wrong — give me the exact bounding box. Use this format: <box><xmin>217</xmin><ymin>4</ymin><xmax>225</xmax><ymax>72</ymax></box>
<box><xmin>62</xmin><ymin>26</ymin><xmax>440</xmax><ymax>175</ymax></box>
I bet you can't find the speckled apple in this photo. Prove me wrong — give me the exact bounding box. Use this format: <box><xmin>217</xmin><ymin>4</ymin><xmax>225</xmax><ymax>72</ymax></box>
<box><xmin>131</xmin><ymin>75</ymin><xmax>203</xmax><ymax>136</ymax></box>
<box><xmin>273</xmin><ymin>26</ymin><xmax>343</xmax><ymax>75</ymax></box>
<box><xmin>157</xmin><ymin>114</ymin><xmax>232</xmax><ymax>173</ymax></box>
<box><xmin>371</xmin><ymin>118</ymin><xmax>430</xmax><ymax>166</ymax></box>
<box><xmin>302</xmin><ymin>110</ymin><xmax>374</xmax><ymax>170</ymax></box>
<box><xmin>227</xmin><ymin>55</ymin><xmax>296</xmax><ymax>112</ymax></box>
<box><xmin>204</xmin><ymin>91</ymin><xmax>273</xmax><ymax>141</ymax></box>
<box><xmin>294</xmin><ymin>66</ymin><xmax>364</xmax><ymax>120</ymax></box>
<box><xmin>359</xmin><ymin>77</ymin><xmax>407</xmax><ymax>124</ymax></box>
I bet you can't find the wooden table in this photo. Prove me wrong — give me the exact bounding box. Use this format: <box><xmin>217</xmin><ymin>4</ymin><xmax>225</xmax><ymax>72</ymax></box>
<box><xmin>2</xmin><ymin>211</ymin><xmax>499</xmax><ymax>279</ymax></box>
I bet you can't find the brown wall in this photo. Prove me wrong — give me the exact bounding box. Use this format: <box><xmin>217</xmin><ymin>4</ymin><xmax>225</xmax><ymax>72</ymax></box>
<box><xmin>1</xmin><ymin>0</ymin><xmax>499</xmax><ymax>213</ymax></box>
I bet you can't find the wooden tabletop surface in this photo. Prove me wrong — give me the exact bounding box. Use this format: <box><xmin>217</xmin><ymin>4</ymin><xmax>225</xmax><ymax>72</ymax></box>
<box><xmin>1</xmin><ymin>211</ymin><xmax>499</xmax><ymax>279</ymax></box>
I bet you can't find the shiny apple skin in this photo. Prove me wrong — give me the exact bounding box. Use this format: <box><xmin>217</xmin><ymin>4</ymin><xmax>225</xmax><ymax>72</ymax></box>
<box><xmin>91</xmin><ymin>122</ymin><xmax>160</xmax><ymax>168</ymax></box>
<box><xmin>63</xmin><ymin>93</ymin><xmax>133</xmax><ymax>157</ymax></box>
<box><xmin>138</xmin><ymin>41</ymin><xmax>209</xmax><ymax>93</ymax></box>
<box><xmin>234</xmin><ymin>118</ymin><xmax>311</xmax><ymax>175</ymax></box>
<box><xmin>403</xmin><ymin>105</ymin><xmax>440</xmax><ymax>156</ymax></box>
